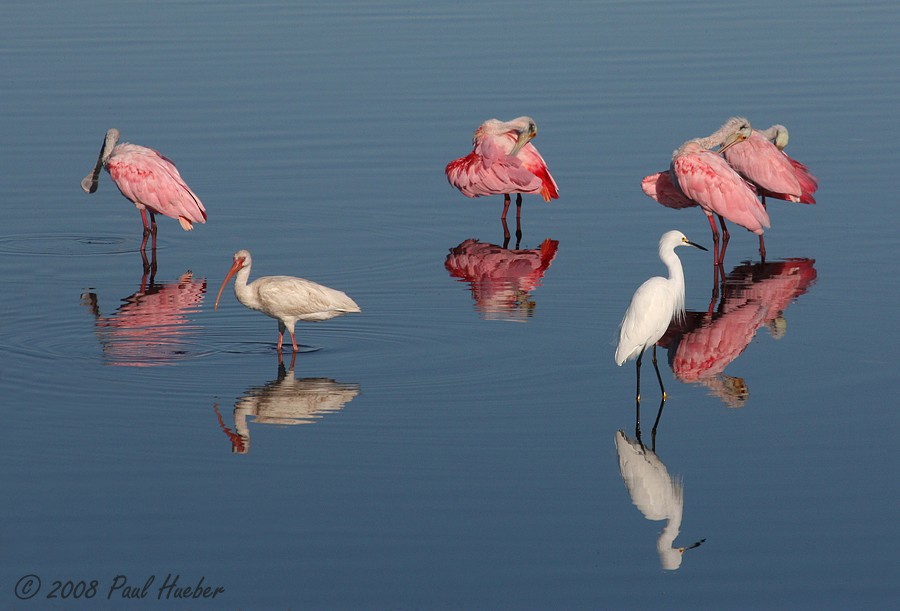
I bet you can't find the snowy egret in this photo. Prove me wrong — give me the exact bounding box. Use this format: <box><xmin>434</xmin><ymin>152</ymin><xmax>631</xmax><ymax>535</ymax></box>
<box><xmin>615</xmin><ymin>230</ymin><xmax>707</xmax><ymax>404</ymax></box>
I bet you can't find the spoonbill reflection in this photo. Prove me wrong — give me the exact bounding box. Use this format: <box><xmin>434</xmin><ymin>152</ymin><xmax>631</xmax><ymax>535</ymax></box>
<box><xmin>214</xmin><ymin>250</ymin><xmax>361</xmax><ymax>353</ymax></box>
<box><xmin>615</xmin><ymin>430</ymin><xmax>705</xmax><ymax>570</ymax></box>
<box><xmin>213</xmin><ymin>353</ymin><xmax>360</xmax><ymax>454</ymax></box>
<box><xmin>616</xmin><ymin>231</ymin><xmax>707</xmax><ymax>405</ymax></box>
<box><xmin>81</xmin><ymin>129</ymin><xmax>207</xmax><ymax>251</ymax></box>
<box><xmin>642</xmin><ymin>118</ymin><xmax>769</xmax><ymax>265</ymax></box>
<box><xmin>659</xmin><ymin>258</ymin><xmax>817</xmax><ymax>406</ymax></box>
<box><xmin>445</xmin><ymin>117</ymin><xmax>559</xmax><ymax>221</ymax></box>
<box><xmin>445</xmin><ymin>238</ymin><xmax>559</xmax><ymax>321</ymax></box>
<box><xmin>81</xmin><ymin>264</ymin><xmax>205</xmax><ymax>367</ymax></box>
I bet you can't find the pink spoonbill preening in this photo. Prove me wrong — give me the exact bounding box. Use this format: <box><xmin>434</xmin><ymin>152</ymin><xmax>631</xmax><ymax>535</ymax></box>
<box><xmin>214</xmin><ymin>250</ymin><xmax>361</xmax><ymax>353</ymax></box>
<box><xmin>722</xmin><ymin>124</ymin><xmax>818</xmax><ymax>207</ymax></box>
<box><xmin>445</xmin><ymin>116</ymin><xmax>559</xmax><ymax>222</ymax></box>
<box><xmin>81</xmin><ymin>128</ymin><xmax>207</xmax><ymax>251</ymax></box>
<box><xmin>644</xmin><ymin>117</ymin><xmax>769</xmax><ymax>265</ymax></box>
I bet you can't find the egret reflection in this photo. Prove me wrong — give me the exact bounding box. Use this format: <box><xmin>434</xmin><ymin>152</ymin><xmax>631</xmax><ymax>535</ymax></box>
<box><xmin>659</xmin><ymin>258</ymin><xmax>817</xmax><ymax>406</ymax></box>
<box><xmin>615</xmin><ymin>429</ymin><xmax>705</xmax><ymax>571</ymax></box>
<box><xmin>214</xmin><ymin>353</ymin><xmax>360</xmax><ymax>454</ymax></box>
<box><xmin>80</xmin><ymin>259</ymin><xmax>205</xmax><ymax>366</ymax></box>
<box><xmin>445</xmin><ymin>237</ymin><xmax>559</xmax><ymax>321</ymax></box>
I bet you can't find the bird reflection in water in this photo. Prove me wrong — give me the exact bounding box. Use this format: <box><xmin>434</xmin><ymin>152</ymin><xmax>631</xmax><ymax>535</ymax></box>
<box><xmin>658</xmin><ymin>258</ymin><xmax>817</xmax><ymax>406</ymax></box>
<box><xmin>615</xmin><ymin>428</ymin><xmax>706</xmax><ymax>571</ymax></box>
<box><xmin>445</xmin><ymin>237</ymin><xmax>559</xmax><ymax>322</ymax></box>
<box><xmin>213</xmin><ymin>352</ymin><xmax>360</xmax><ymax>454</ymax></box>
<box><xmin>80</xmin><ymin>254</ymin><xmax>205</xmax><ymax>366</ymax></box>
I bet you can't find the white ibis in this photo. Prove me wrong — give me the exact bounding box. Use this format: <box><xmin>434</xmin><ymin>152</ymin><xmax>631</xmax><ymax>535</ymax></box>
<box><xmin>214</xmin><ymin>250</ymin><xmax>361</xmax><ymax>353</ymax></box>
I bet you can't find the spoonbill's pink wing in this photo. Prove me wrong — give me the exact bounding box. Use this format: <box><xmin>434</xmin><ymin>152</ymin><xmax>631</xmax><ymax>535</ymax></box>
<box><xmin>516</xmin><ymin>142</ymin><xmax>559</xmax><ymax>201</ymax></box>
<box><xmin>723</xmin><ymin>133</ymin><xmax>802</xmax><ymax>201</ymax></box>
<box><xmin>642</xmin><ymin>171</ymin><xmax>698</xmax><ymax>210</ymax></box>
<box><xmin>108</xmin><ymin>143</ymin><xmax>207</xmax><ymax>230</ymax></box>
<box><xmin>445</xmin><ymin>134</ymin><xmax>556</xmax><ymax>199</ymax></box>
<box><xmin>673</xmin><ymin>148</ymin><xmax>770</xmax><ymax>234</ymax></box>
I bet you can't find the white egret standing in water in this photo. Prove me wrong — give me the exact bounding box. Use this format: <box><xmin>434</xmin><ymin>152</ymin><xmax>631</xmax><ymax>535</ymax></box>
<box><xmin>615</xmin><ymin>230</ymin><xmax>707</xmax><ymax>405</ymax></box>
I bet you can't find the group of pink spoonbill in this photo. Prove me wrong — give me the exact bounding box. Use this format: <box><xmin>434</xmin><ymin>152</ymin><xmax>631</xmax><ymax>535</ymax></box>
<box><xmin>641</xmin><ymin>117</ymin><xmax>818</xmax><ymax>265</ymax></box>
<box><xmin>81</xmin><ymin>117</ymin><xmax>817</xmax><ymax>376</ymax></box>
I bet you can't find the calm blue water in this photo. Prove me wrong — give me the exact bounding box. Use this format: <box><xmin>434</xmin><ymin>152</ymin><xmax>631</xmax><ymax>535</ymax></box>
<box><xmin>2</xmin><ymin>0</ymin><xmax>898</xmax><ymax>608</ymax></box>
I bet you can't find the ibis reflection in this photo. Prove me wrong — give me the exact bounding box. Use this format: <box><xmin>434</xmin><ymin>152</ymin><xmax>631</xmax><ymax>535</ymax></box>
<box><xmin>80</xmin><ymin>259</ymin><xmax>205</xmax><ymax>366</ymax></box>
<box><xmin>659</xmin><ymin>258</ymin><xmax>817</xmax><ymax>406</ymax></box>
<box><xmin>445</xmin><ymin>237</ymin><xmax>559</xmax><ymax>321</ymax></box>
<box><xmin>214</xmin><ymin>353</ymin><xmax>360</xmax><ymax>454</ymax></box>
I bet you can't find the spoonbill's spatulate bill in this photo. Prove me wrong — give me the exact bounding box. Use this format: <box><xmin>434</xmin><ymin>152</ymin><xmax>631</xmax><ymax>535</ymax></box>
<box><xmin>445</xmin><ymin>116</ymin><xmax>559</xmax><ymax>221</ymax></box>
<box><xmin>81</xmin><ymin>128</ymin><xmax>207</xmax><ymax>251</ymax></box>
<box><xmin>214</xmin><ymin>250</ymin><xmax>361</xmax><ymax>353</ymax></box>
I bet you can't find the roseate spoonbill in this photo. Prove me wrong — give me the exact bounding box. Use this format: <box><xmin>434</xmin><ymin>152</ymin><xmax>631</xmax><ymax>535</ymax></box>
<box><xmin>722</xmin><ymin>123</ymin><xmax>818</xmax><ymax>207</ymax></box>
<box><xmin>615</xmin><ymin>431</ymin><xmax>705</xmax><ymax>570</ymax></box>
<box><xmin>616</xmin><ymin>230</ymin><xmax>707</xmax><ymax>405</ymax></box>
<box><xmin>81</xmin><ymin>128</ymin><xmax>207</xmax><ymax>251</ymax></box>
<box><xmin>659</xmin><ymin>118</ymin><xmax>770</xmax><ymax>264</ymax></box>
<box><xmin>445</xmin><ymin>116</ymin><xmax>559</xmax><ymax>222</ymax></box>
<box><xmin>214</xmin><ymin>250</ymin><xmax>361</xmax><ymax>353</ymax></box>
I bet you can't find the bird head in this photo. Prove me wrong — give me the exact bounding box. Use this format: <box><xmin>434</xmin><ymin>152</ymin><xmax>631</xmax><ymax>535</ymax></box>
<box><xmin>508</xmin><ymin>117</ymin><xmax>538</xmax><ymax>157</ymax></box>
<box><xmin>81</xmin><ymin>128</ymin><xmax>122</xmax><ymax>194</ymax></box>
<box><xmin>772</xmin><ymin>125</ymin><xmax>790</xmax><ymax>150</ymax></box>
<box><xmin>718</xmin><ymin>119</ymin><xmax>752</xmax><ymax>153</ymax></box>
<box><xmin>214</xmin><ymin>250</ymin><xmax>250</xmax><ymax>311</ymax></box>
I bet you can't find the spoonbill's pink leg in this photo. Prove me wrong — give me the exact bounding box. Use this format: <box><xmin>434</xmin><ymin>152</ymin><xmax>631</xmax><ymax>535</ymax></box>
<box><xmin>706</xmin><ymin>214</ymin><xmax>722</xmax><ymax>266</ymax></box>
<box><xmin>717</xmin><ymin>214</ymin><xmax>730</xmax><ymax>265</ymax></box>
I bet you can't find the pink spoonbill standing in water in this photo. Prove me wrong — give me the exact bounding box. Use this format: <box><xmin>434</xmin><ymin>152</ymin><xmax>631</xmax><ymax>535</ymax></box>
<box><xmin>445</xmin><ymin>117</ymin><xmax>559</xmax><ymax>224</ymax></box>
<box><xmin>643</xmin><ymin>118</ymin><xmax>769</xmax><ymax>265</ymax></box>
<box><xmin>214</xmin><ymin>250</ymin><xmax>361</xmax><ymax>354</ymax></box>
<box><xmin>81</xmin><ymin>128</ymin><xmax>207</xmax><ymax>251</ymax></box>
